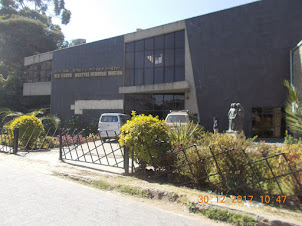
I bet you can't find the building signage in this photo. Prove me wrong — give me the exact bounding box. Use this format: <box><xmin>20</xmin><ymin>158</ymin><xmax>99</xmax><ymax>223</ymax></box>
<box><xmin>53</xmin><ymin>67</ymin><xmax>123</xmax><ymax>79</ymax></box>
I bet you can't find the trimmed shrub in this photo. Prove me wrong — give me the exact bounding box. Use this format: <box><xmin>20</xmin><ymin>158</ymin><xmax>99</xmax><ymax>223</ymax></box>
<box><xmin>119</xmin><ymin>111</ymin><xmax>170</xmax><ymax>168</ymax></box>
<box><xmin>9</xmin><ymin>115</ymin><xmax>45</xmax><ymax>149</ymax></box>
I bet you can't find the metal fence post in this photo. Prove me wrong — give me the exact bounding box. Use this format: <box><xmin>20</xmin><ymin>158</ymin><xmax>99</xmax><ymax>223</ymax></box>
<box><xmin>59</xmin><ymin>128</ymin><xmax>62</xmax><ymax>161</ymax></box>
<box><xmin>13</xmin><ymin>127</ymin><xmax>19</xmax><ymax>154</ymax></box>
<box><xmin>124</xmin><ymin>146</ymin><xmax>129</xmax><ymax>175</ymax></box>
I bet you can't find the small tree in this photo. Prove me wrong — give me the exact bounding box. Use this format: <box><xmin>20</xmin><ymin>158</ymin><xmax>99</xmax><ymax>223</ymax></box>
<box><xmin>119</xmin><ymin>111</ymin><xmax>170</xmax><ymax>168</ymax></box>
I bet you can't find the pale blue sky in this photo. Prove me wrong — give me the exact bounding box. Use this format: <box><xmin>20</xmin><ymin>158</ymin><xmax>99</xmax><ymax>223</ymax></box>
<box><xmin>56</xmin><ymin>0</ymin><xmax>259</xmax><ymax>43</ymax></box>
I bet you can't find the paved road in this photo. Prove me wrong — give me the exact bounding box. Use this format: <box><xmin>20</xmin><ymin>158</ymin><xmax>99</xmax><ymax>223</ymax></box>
<box><xmin>0</xmin><ymin>160</ymin><xmax>214</xmax><ymax>226</ymax></box>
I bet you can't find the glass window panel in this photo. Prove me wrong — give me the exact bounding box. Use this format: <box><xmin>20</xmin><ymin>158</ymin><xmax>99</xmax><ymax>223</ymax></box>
<box><xmin>135</xmin><ymin>40</ymin><xmax>144</xmax><ymax>51</ymax></box>
<box><xmin>155</xmin><ymin>50</ymin><xmax>164</xmax><ymax>67</ymax></box>
<box><xmin>125</xmin><ymin>69</ymin><xmax>135</xmax><ymax>86</ymax></box>
<box><xmin>134</xmin><ymin>95</ymin><xmax>145</xmax><ymax>110</ymax></box>
<box><xmin>174</xmin><ymin>94</ymin><xmax>185</xmax><ymax>110</ymax></box>
<box><xmin>165</xmin><ymin>49</ymin><xmax>174</xmax><ymax>67</ymax></box>
<box><xmin>144</xmin><ymin>68</ymin><xmax>153</xmax><ymax>85</ymax></box>
<box><xmin>145</xmin><ymin>38</ymin><xmax>154</xmax><ymax>50</ymax></box>
<box><xmin>144</xmin><ymin>50</ymin><xmax>154</xmax><ymax>68</ymax></box>
<box><xmin>175</xmin><ymin>66</ymin><xmax>185</xmax><ymax>81</ymax></box>
<box><xmin>142</xmin><ymin>94</ymin><xmax>154</xmax><ymax>110</ymax></box>
<box><xmin>174</xmin><ymin>94</ymin><xmax>184</xmax><ymax>101</ymax></box>
<box><xmin>165</xmin><ymin>67</ymin><xmax>174</xmax><ymax>83</ymax></box>
<box><xmin>154</xmin><ymin>68</ymin><xmax>164</xmax><ymax>84</ymax></box>
<box><xmin>125</xmin><ymin>52</ymin><xmax>135</xmax><ymax>68</ymax></box>
<box><xmin>124</xmin><ymin>69</ymin><xmax>130</xmax><ymax>85</ymax></box>
<box><xmin>135</xmin><ymin>51</ymin><xmax>144</xmax><ymax>68</ymax></box>
<box><xmin>154</xmin><ymin>95</ymin><xmax>164</xmax><ymax>110</ymax></box>
<box><xmin>165</xmin><ymin>33</ymin><xmax>174</xmax><ymax>49</ymax></box>
<box><xmin>175</xmin><ymin>49</ymin><xmax>184</xmax><ymax>66</ymax></box>
<box><xmin>124</xmin><ymin>95</ymin><xmax>136</xmax><ymax>116</ymax></box>
<box><xmin>101</xmin><ymin>116</ymin><xmax>118</xmax><ymax>122</ymax></box>
<box><xmin>135</xmin><ymin>69</ymin><xmax>143</xmax><ymax>85</ymax></box>
<box><xmin>155</xmin><ymin>35</ymin><xmax>164</xmax><ymax>49</ymax></box>
<box><xmin>175</xmin><ymin>30</ymin><xmax>185</xmax><ymax>48</ymax></box>
<box><xmin>164</xmin><ymin>95</ymin><xmax>174</xmax><ymax>110</ymax></box>
<box><xmin>126</xmin><ymin>42</ymin><xmax>135</xmax><ymax>52</ymax></box>
<box><xmin>129</xmin><ymin>69</ymin><xmax>135</xmax><ymax>86</ymax></box>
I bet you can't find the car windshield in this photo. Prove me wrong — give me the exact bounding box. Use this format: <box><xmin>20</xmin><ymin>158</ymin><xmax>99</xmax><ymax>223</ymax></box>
<box><xmin>101</xmin><ymin>116</ymin><xmax>118</xmax><ymax>122</ymax></box>
<box><xmin>166</xmin><ymin>115</ymin><xmax>187</xmax><ymax>123</ymax></box>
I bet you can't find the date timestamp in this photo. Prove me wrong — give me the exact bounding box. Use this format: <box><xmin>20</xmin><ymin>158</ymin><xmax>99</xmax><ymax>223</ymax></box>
<box><xmin>198</xmin><ymin>195</ymin><xmax>287</xmax><ymax>204</ymax></box>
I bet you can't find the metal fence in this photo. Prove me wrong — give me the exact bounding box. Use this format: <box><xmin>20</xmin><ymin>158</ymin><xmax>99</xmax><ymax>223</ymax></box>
<box><xmin>1</xmin><ymin>124</ymin><xmax>301</xmax><ymax>207</ymax></box>
<box><xmin>17</xmin><ymin>126</ymin><xmax>59</xmax><ymax>151</ymax></box>
<box><xmin>0</xmin><ymin>126</ymin><xmax>59</xmax><ymax>153</ymax></box>
<box><xmin>59</xmin><ymin>129</ymin><xmax>127</xmax><ymax>169</ymax></box>
<box><xmin>0</xmin><ymin>127</ymin><xmax>14</xmax><ymax>153</ymax></box>
<box><xmin>136</xmin><ymin>142</ymin><xmax>302</xmax><ymax>207</ymax></box>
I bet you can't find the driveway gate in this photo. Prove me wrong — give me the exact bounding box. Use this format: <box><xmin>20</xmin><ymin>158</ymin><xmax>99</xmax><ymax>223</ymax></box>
<box><xmin>0</xmin><ymin>128</ymin><xmax>14</xmax><ymax>153</ymax></box>
<box><xmin>60</xmin><ymin>129</ymin><xmax>127</xmax><ymax>170</ymax></box>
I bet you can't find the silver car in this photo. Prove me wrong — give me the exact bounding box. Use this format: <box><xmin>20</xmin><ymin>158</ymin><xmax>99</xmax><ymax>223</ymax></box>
<box><xmin>98</xmin><ymin>113</ymin><xmax>130</xmax><ymax>141</ymax></box>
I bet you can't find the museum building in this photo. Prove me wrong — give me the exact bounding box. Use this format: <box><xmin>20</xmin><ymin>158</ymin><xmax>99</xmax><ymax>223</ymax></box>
<box><xmin>23</xmin><ymin>0</ymin><xmax>302</xmax><ymax>138</ymax></box>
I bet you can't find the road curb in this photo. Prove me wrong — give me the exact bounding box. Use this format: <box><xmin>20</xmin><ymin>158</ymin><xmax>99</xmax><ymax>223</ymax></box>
<box><xmin>57</xmin><ymin>172</ymin><xmax>301</xmax><ymax>226</ymax></box>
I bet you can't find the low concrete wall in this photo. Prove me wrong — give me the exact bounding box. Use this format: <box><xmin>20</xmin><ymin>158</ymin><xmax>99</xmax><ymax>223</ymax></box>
<box><xmin>23</xmin><ymin>82</ymin><xmax>51</xmax><ymax>96</ymax></box>
<box><xmin>71</xmin><ymin>99</ymin><xmax>124</xmax><ymax>114</ymax></box>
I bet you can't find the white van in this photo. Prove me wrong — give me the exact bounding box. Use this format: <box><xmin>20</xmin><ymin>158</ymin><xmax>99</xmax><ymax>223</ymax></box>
<box><xmin>98</xmin><ymin>113</ymin><xmax>131</xmax><ymax>141</ymax></box>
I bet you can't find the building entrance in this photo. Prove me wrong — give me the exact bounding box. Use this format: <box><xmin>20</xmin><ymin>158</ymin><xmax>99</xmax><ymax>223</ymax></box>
<box><xmin>124</xmin><ymin>93</ymin><xmax>185</xmax><ymax>119</ymax></box>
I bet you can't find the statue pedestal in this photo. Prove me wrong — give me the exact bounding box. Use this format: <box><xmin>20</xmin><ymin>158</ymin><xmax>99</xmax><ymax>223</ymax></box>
<box><xmin>226</xmin><ymin>130</ymin><xmax>244</xmax><ymax>138</ymax></box>
<box><xmin>226</xmin><ymin>130</ymin><xmax>236</xmax><ymax>137</ymax></box>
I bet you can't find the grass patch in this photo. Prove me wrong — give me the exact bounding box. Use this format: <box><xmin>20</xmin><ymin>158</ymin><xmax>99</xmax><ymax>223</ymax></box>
<box><xmin>91</xmin><ymin>180</ymin><xmax>113</xmax><ymax>190</ymax></box>
<box><xmin>117</xmin><ymin>185</ymin><xmax>150</xmax><ymax>198</ymax></box>
<box><xmin>188</xmin><ymin>203</ymin><xmax>258</xmax><ymax>225</ymax></box>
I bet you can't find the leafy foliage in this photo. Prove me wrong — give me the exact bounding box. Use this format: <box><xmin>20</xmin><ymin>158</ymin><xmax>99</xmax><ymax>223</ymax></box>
<box><xmin>64</xmin><ymin>116</ymin><xmax>83</xmax><ymax>131</ymax></box>
<box><xmin>119</xmin><ymin>111</ymin><xmax>170</xmax><ymax>167</ymax></box>
<box><xmin>284</xmin><ymin>80</ymin><xmax>302</xmax><ymax>135</ymax></box>
<box><xmin>0</xmin><ymin>0</ymin><xmax>71</xmax><ymax>112</ymax></box>
<box><xmin>0</xmin><ymin>13</ymin><xmax>64</xmax><ymax>68</ymax></box>
<box><xmin>0</xmin><ymin>107</ymin><xmax>61</xmax><ymax>128</ymax></box>
<box><xmin>9</xmin><ymin>115</ymin><xmax>44</xmax><ymax>149</ymax></box>
<box><xmin>174</xmin><ymin>133</ymin><xmax>258</xmax><ymax>189</ymax></box>
<box><xmin>168</xmin><ymin>121</ymin><xmax>204</xmax><ymax>147</ymax></box>
<box><xmin>284</xmin><ymin>130</ymin><xmax>300</xmax><ymax>145</ymax></box>
<box><xmin>0</xmin><ymin>0</ymin><xmax>71</xmax><ymax>25</ymax></box>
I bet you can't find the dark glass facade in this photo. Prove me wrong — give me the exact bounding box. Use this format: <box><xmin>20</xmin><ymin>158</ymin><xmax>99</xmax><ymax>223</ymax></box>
<box><xmin>124</xmin><ymin>93</ymin><xmax>185</xmax><ymax>119</ymax></box>
<box><xmin>26</xmin><ymin>61</ymin><xmax>52</xmax><ymax>83</ymax></box>
<box><xmin>252</xmin><ymin>107</ymin><xmax>285</xmax><ymax>138</ymax></box>
<box><xmin>125</xmin><ymin>30</ymin><xmax>185</xmax><ymax>86</ymax></box>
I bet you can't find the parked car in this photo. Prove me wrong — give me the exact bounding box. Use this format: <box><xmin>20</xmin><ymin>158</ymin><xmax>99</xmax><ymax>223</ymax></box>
<box><xmin>98</xmin><ymin>113</ymin><xmax>131</xmax><ymax>142</ymax></box>
<box><xmin>165</xmin><ymin>110</ymin><xmax>199</xmax><ymax>128</ymax></box>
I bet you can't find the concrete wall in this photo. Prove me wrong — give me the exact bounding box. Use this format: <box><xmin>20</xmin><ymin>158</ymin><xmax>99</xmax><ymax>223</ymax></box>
<box><xmin>23</xmin><ymin>82</ymin><xmax>51</xmax><ymax>96</ymax></box>
<box><xmin>292</xmin><ymin>42</ymin><xmax>302</xmax><ymax>92</ymax></box>
<box><xmin>185</xmin><ymin>0</ymin><xmax>302</xmax><ymax>136</ymax></box>
<box><xmin>51</xmin><ymin>36</ymin><xmax>124</xmax><ymax>123</ymax></box>
<box><xmin>24</xmin><ymin>52</ymin><xmax>53</xmax><ymax>66</ymax></box>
